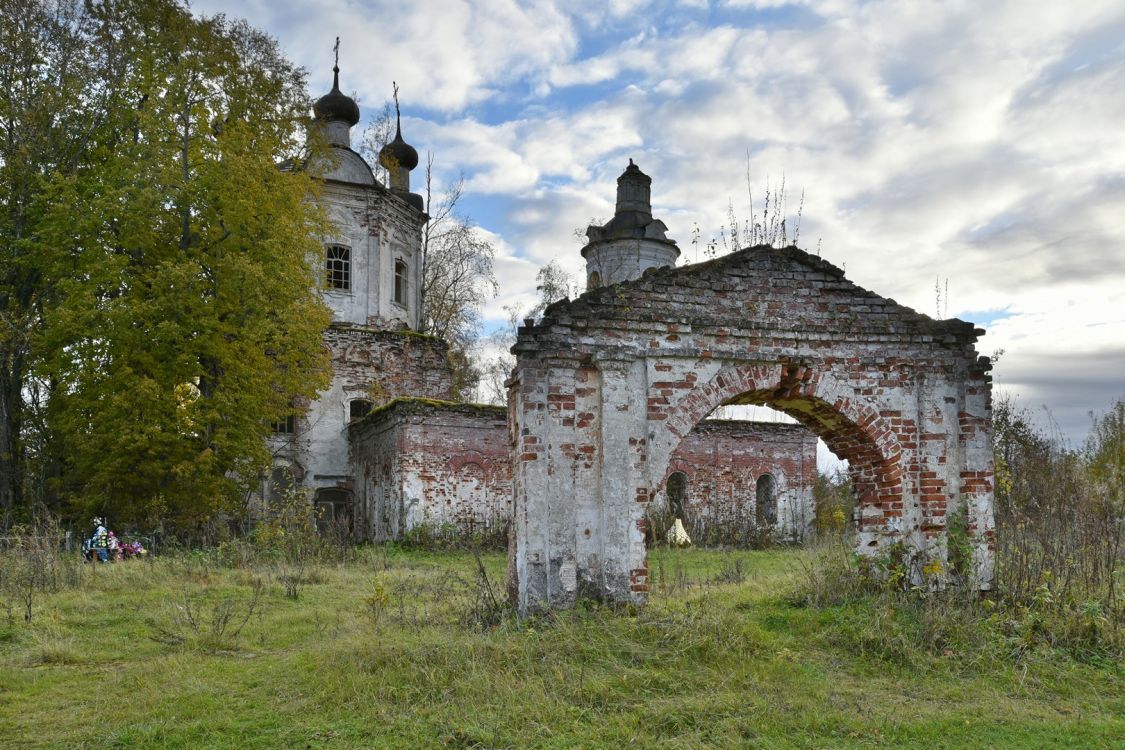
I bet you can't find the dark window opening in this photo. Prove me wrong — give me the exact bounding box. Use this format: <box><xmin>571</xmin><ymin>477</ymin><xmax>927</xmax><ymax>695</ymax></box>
<box><xmin>326</xmin><ymin>244</ymin><xmax>350</xmax><ymax>290</ymax></box>
<box><xmin>394</xmin><ymin>259</ymin><xmax>408</xmax><ymax>305</ymax></box>
<box><xmin>667</xmin><ymin>471</ymin><xmax>688</xmax><ymax>518</ymax></box>
<box><xmin>271</xmin><ymin>415</ymin><xmax>296</xmax><ymax>434</ymax></box>
<box><xmin>314</xmin><ymin>488</ymin><xmax>352</xmax><ymax>533</ymax></box>
<box><xmin>349</xmin><ymin>399</ymin><xmax>373</xmax><ymax>421</ymax></box>
<box><xmin>756</xmin><ymin>474</ymin><xmax>777</xmax><ymax>526</ymax></box>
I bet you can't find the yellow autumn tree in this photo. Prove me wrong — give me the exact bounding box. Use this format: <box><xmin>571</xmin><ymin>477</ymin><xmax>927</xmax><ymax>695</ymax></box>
<box><xmin>24</xmin><ymin>0</ymin><xmax>330</xmax><ymax>525</ymax></box>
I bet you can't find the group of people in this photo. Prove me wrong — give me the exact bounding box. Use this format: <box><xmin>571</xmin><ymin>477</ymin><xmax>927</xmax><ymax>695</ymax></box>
<box><xmin>82</xmin><ymin>517</ymin><xmax>147</xmax><ymax>562</ymax></box>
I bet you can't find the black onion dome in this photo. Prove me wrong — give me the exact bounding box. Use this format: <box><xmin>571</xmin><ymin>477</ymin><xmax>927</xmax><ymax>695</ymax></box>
<box><xmin>314</xmin><ymin>65</ymin><xmax>360</xmax><ymax>126</ymax></box>
<box><xmin>379</xmin><ymin>117</ymin><xmax>419</xmax><ymax>172</ymax></box>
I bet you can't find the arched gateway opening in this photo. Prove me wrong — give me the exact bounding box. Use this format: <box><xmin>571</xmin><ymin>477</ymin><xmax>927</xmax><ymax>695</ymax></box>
<box><xmin>508</xmin><ymin>245</ymin><xmax>995</xmax><ymax>614</ymax></box>
<box><xmin>652</xmin><ymin>363</ymin><xmax>906</xmax><ymax>553</ymax></box>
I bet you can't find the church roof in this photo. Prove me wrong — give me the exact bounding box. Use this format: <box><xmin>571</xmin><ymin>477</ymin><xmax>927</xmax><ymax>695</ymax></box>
<box><xmin>314</xmin><ymin>64</ymin><xmax>360</xmax><ymax>126</ymax></box>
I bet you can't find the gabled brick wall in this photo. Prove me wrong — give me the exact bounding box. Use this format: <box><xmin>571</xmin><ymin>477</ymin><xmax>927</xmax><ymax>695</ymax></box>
<box><xmin>510</xmin><ymin>244</ymin><xmax>993</xmax><ymax>612</ymax></box>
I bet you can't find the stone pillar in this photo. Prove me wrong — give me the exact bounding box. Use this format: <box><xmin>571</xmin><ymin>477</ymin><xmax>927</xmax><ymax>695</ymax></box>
<box><xmin>916</xmin><ymin>373</ymin><xmax>957</xmax><ymax>570</ymax></box>
<box><xmin>960</xmin><ymin>362</ymin><xmax>996</xmax><ymax>590</ymax></box>
<box><xmin>593</xmin><ymin>354</ymin><xmax>650</xmax><ymax>604</ymax></box>
<box><xmin>511</xmin><ymin>361</ymin><xmax>548</xmax><ymax>612</ymax></box>
<box><xmin>543</xmin><ymin>360</ymin><xmax>579</xmax><ymax>606</ymax></box>
<box><xmin>510</xmin><ymin>358</ymin><xmax>582</xmax><ymax>613</ymax></box>
<box><xmin>572</xmin><ymin>365</ymin><xmax>603</xmax><ymax>599</ymax></box>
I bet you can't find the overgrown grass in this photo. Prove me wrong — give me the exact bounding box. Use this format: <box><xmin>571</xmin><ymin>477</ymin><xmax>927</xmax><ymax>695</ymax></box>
<box><xmin>795</xmin><ymin>539</ymin><xmax>1125</xmax><ymax>667</ymax></box>
<box><xmin>1</xmin><ymin>545</ymin><xmax>1122</xmax><ymax>749</ymax></box>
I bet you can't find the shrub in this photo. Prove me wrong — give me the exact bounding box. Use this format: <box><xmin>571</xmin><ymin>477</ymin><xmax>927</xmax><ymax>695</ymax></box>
<box><xmin>992</xmin><ymin>397</ymin><xmax>1124</xmax><ymax>655</ymax></box>
<box><xmin>147</xmin><ymin>578</ymin><xmax>265</xmax><ymax>653</ymax></box>
<box><xmin>794</xmin><ymin>396</ymin><xmax>1125</xmax><ymax>664</ymax></box>
<box><xmin>0</xmin><ymin>518</ymin><xmax>82</xmax><ymax>624</ymax></box>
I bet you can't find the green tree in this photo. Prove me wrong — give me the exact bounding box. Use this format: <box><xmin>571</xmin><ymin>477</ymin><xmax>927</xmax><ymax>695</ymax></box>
<box><xmin>0</xmin><ymin>0</ymin><xmax>115</xmax><ymax>521</ymax></box>
<box><xmin>6</xmin><ymin>0</ymin><xmax>331</xmax><ymax>525</ymax></box>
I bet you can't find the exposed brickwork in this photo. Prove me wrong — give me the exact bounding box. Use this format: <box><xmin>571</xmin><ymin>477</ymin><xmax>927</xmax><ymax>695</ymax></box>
<box><xmin>349</xmin><ymin>399</ymin><xmax>509</xmax><ymax>540</ymax></box>
<box><xmin>266</xmin><ymin>327</ymin><xmax>454</xmax><ymax>515</ymax></box>
<box><xmin>510</xmin><ymin>244</ymin><xmax>994</xmax><ymax>613</ymax></box>
<box><xmin>660</xmin><ymin>421</ymin><xmax>817</xmax><ymax>536</ymax></box>
<box><xmin>348</xmin><ymin>395</ymin><xmax>814</xmax><ymax>548</ymax></box>
<box><xmin>323</xmin><ymin>326</ymin><xmax>454</xmax><ymax>406</ymax></box>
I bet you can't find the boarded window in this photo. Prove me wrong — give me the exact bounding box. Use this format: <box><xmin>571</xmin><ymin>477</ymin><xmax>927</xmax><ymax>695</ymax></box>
<box><xmin>394</xmin><ymin>259</ymin><xmax>408</xmax><ymax>305</ymax></box>
<box><xmin>326</xmin><ymin>244</ymin><xmax>350</xmax><ymax>290</ymax></box>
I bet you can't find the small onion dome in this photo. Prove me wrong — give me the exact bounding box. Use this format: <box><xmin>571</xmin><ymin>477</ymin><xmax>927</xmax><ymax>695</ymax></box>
<box><xmin>314</xmin><ymin>65</ymin><xmax>360</xmax><ymax>126</ymax></box>
<box><xmin>379</xmin><ymin>117</ymin><xmax>419</xmax><ymax>172</ymax></box>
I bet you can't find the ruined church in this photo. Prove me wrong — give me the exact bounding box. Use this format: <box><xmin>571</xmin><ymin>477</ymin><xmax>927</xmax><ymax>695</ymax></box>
<box><xmin>263</xmin><ymin>63</ymin><xmax>820</xmax><ymax>542</ymax></box>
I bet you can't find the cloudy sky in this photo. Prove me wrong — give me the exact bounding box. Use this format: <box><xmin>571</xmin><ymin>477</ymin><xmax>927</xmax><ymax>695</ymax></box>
<box><xmin>196</xmin><ymin>0</ymin><xmax>1124</xmax><ymax>449</ymax></box>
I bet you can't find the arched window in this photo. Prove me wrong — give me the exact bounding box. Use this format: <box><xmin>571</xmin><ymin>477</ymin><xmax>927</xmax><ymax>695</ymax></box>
<box><xmin>756</xmin><ymin>474</ymin><xmax>777</xmax><ymax>526</ymax></box>
<box><xmin>326</xmin><ymin>244</ymin><xmax>350</xmax><ymax>290</ymax></box>
<box><xmin>394</xmin><ymin>259</ymin><xmax>408</xmax><ymax>305</ymax></box>
<box><xmin>349</xmin><ymin>399</ymin><xmax>373</xmax><ymax>422</ymax></box>
<box><xmin>666</xmin><ymin>471</ymin><xmax>688</xmax><ymax>519</ymax></box>
<box><xmin>587</xmin><ymin>271</ymin><xmax>601</xmax><ymax>290</ymax></box>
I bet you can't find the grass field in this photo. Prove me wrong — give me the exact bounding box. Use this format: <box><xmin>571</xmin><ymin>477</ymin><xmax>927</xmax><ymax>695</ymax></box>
<box><xmin>1</xmin><ymin>545</ymin><xmax>1122</xmax><ymax>749</ymax></box>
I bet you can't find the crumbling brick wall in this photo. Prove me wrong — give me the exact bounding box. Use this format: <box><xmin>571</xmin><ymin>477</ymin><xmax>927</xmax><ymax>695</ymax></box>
<box><xmin>347</xmin><ymin>398</ymin><xmax>814</xmax><ymax>544</ymax></box>
<box><xmin>349</xmin><ymin>399</ymin><xmax>510</xmax><ymax>540</ymax></box>
<box><xmin>268</xmin><ymin>327</ymin><xmax>455</xmax><ymax>518</ymax></box>
<box><xmin>659</xmin><ymin>420</ymin><xmax>817</xmax><ymax>540</ymax></box>
<box><xmin>323</xmin><ymin>326</ymin><xmax>454</xmax><ymax>406</ymax></box>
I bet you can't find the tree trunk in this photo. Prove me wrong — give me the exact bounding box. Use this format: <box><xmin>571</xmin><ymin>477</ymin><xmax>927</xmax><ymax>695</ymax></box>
<box><xmin>0</xmin><ymin>350</ymin><xmax>25</xmax><ymax>525</ymax></box>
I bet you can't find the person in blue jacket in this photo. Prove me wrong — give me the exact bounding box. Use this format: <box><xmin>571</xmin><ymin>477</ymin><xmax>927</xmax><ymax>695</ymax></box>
<box><xmin>90</xmin><ymin>518</ymin><xmax>109</xmax><ymax>563</ymax></box>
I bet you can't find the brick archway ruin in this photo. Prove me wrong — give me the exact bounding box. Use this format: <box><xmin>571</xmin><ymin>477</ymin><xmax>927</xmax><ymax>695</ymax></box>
<box><xmin>508</xmin><ymin>245</ymin><xmax>994</xmax><ymax>614</ymax></box>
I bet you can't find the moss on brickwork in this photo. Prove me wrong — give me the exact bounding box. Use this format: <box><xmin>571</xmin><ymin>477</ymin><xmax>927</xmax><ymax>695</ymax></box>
<box><xmin>351</xmin><ymin>396</ymin><xmax>505</xmax><ymax>431</ymax></box>
<box><xmin>328</xmin><ymin>323</ymin><xmax>445</xmax><ymax>346</ymax></box>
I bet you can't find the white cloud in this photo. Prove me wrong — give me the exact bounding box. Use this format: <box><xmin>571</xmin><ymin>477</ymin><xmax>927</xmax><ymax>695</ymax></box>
<box><xmin>198</xmin><ymin>0</ymin><xmax>1125</xmax><ymax>445</ymax></box>
<box><xmin>193</xmin><ymin>0</ymin><xmax>579</xmax><ymax>111</ymax></box>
